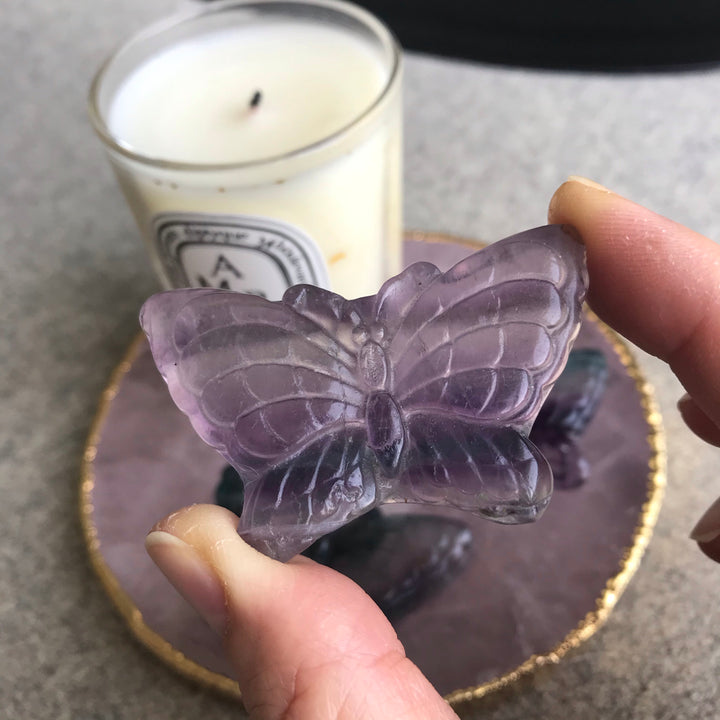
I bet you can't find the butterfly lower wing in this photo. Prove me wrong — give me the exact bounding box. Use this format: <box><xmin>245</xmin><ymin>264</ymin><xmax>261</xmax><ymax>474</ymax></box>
<box><xmin>385</xmin><ymin>416</ymin><xmax>553</xmax><ymax>523</ymax></box>
<box><xmin>140</xmin><ymin>288</ymin><xmax>364</xmax><ymax>475</ymax></box>
<box><xmin>237</xmin><ymin>428</ymin><xmax>377</xmax><ymax>561</ymax></box>
<box><xmin>381</xmin><ymin>226</ymin><xmax>587</xmax><ymax>430</ymax></box>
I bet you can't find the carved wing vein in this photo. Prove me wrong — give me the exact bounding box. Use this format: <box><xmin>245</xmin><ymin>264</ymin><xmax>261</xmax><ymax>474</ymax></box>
<box><xmin>189</xmin><ymin>322</ymin><xmax>358</xmax><ymax>372</ymax></box>
<box><xmin>203</xmin><ymin>360</ymin><xmax>361</xmax><ymax>394</ymax></box>
<box><xmin>235</xmin><ymin>393</ymin><xmax>365</xmax><ymax>422</ymax></box>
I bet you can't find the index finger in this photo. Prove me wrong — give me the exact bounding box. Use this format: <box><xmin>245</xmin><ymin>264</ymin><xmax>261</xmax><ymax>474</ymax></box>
<box><xmin>548</xmin><ymin>177</ymin><xmax>720</xmax><ymax>429</ymax></box>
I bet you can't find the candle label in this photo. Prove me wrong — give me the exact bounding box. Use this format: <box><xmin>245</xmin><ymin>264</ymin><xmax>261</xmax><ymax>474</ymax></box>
<box><xmin>154</xmin><ymin>212</ymin><xmax>330</xmax><ymax>300</ymax></box>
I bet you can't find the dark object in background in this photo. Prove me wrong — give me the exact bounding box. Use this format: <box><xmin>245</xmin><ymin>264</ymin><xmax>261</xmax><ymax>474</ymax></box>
<box><xmin>328</xmin><ymin>513</ymin><xmax>472</xmax><ymax>622</ymax></box>
<box><xmin>357</xmin><ymin>0</ymin><xmax>720</xmax><ymax>70</ymax></box>
<box><xmin>530</xmin><ymin>348</ymin><xmax>609</xmax><ymax>489</ymax></box>
<box><xmin>216</xmin><ymin>465</ymin><xmax>472</xmax><ymax>621</ymax></box>
<box><xmin>215</xmin><ymin>464</ymin><xmax>249</xmax><ymax>518</ymax></box>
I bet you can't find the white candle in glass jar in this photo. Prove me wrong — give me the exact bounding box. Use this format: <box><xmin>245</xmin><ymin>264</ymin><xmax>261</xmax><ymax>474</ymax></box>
<box><xmin>90</xmin><ymin>0</ymin><xmax>402</xmax><ymax>300</ymax></box>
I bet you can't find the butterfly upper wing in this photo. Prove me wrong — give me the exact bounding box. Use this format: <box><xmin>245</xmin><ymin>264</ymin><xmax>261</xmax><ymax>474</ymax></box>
<box><xmin>140</xmin><ymin>287</ymin><xmax>366</xmax><ymax>476</ymax></box>
<box><xmin>378</xmin><ymin>225</ymin><xmax>587</xmax><ymax>431</ymax></box>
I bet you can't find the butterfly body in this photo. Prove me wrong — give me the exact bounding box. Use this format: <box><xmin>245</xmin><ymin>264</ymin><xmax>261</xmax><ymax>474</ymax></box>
<box><xmin>365</xmin><ymin>390</ymin><xmax>405</xmax><ymax>476</ymax></box>
<box><xmin>349</xmin><ymin>315</ymin><xmax>404</xmax><ymax>475</ymax></box>
<box><xmin>141</xmin><ymin>225</ymin><xmax>588</xmax><ymax>560</ymax></box>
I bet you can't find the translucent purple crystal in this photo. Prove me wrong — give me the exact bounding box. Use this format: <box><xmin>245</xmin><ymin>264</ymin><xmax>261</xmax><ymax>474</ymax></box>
<box><xmin>140</xmin><ymin>225</ymin><xmax>588</xmax><ymax>561</ymax></box>
<box><xmin>215</xmin><ymin>464</ymin><xmax>472</xmax><ymax>620</ymax></box>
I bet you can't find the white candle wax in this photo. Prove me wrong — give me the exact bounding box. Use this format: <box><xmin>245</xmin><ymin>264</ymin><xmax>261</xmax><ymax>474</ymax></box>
<box><xmin>92</xmin><ymin>2</ymin><xmax>402</xmax><ymax>300</ymax></box>
<box><xmin>109</xmin><ymin>24</ymin><xmax>387</xmax><ymax>164</ymax></box>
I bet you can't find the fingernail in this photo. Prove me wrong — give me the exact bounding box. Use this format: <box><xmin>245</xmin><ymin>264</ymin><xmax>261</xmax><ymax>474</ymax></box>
<box><xmin>145</xmin><ymin>531</ymin><xmax>227</xmax><ymax>635</ymax></box>
<box><xmin>690</xmin><ymin>496</ymin><xmax>720</xmax><ymax>544</ymax></box>
<box><xmin>566</xmin><ymin>175</ymin><xmax>612</xmax><ymax>192</ymax></box>
<box><xmin>548</xmin><ymin>176</ymin><xmax>614</xmax><ymax>223</ymax></box>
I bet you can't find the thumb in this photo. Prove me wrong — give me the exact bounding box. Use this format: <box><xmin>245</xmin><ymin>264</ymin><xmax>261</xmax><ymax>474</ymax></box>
<box><xmin>146</xmin><ymin>504</ymin><xmax>458</xmax><ymax>720</ymax></box>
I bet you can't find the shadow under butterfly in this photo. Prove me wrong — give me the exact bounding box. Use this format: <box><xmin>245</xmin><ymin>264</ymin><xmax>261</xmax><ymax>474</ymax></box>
<box><xmin>215</xmin><ymin>347</ymin><xmax>609</xmax><ymax>621</ymax></box>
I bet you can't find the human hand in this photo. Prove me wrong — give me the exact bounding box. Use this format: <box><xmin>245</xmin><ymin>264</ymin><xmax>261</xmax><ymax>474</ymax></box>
<box><xmin>145</xmin><ymin>179</ymin><xmax>720</xmax><ymax>719</ymax></box>
<box><xmin>145</xmin><ymin>503</ymin><xmax>460</xmax><ymax>719</ymax></box>
<box><xmin>548</xmin><ymin>176</ymin><xmax>720</xmax><ymax>562</ymax></box>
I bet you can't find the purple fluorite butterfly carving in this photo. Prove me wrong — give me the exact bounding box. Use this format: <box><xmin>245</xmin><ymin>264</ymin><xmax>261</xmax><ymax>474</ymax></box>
<box><xmin>140</xmin><ymin>225</ymin><xmax>588</xmax><ymax>561</ymax></box>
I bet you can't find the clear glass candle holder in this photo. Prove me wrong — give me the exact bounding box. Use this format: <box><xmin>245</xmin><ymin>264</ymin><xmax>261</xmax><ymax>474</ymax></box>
<box><xmin>89</xmin><ymin>0</ymin><xmax>403</xmax><ymax>300</ymax></box>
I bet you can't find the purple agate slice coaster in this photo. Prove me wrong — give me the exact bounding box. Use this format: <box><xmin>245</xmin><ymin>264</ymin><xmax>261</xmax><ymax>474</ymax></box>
<box><xmin>140</xmin><ymin>224</ymin><xmax>588</xmax><ymax>561</ymax></box>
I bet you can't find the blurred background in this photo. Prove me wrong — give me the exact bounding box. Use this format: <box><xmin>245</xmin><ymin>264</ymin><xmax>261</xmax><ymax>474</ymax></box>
<box><xmin>357</xmin><ymin>0</ymin><xmax>720</xmax><ymax>70</ymax></box>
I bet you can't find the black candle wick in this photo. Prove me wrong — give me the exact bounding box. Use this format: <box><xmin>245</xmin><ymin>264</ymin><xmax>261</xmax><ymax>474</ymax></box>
<box><xmin>249</xmin><ymin>90</ymin><xmax>262</xmax><ymax>109</ymax></box>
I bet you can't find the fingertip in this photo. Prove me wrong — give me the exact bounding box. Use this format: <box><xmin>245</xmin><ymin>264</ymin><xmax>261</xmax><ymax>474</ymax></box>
<box><xmin>566</xmin><ymin>175</ymin><xmax>612</xmax><ymax>192</ymax></box>
<box><xmin>152</xmin><ymin>504</ymin><xmax>276</xmax><ymax>569</ymax></box>
<box><xmin>547</xmin><ymin>181</ymin><xmax>570</xmax><ymax>224</ymax></box>
<box><xmin>149</xmin><ymin>503</ymin><xmax>289</xmax><ymax>611</ymax></box>
<box><xmin>548</xmin><ymin>176</ymin><xmax>615</xmax><ymax>224</ymax></box>
<box><xmin>548</xmin><ymin>178</ymin><xmax>720</xmax><ymax>363</ymax></box>
<box><xmin>144</xmin><ymin>528</ymin><xmax>229</xmax><ymax>636</ymax></box>
<box><xmin>677</xmin><ymin>394</ymin><xmax>720</xmax><ymax>447</ymax></box>
<box><xmin>150</xmin><ymin>502</ymin><xmax>240</xmax><ymax>537</ymax></box>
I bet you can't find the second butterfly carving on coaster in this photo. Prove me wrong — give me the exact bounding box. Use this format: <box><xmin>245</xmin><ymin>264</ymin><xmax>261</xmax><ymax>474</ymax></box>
<box><xmin>141</xmin><ymin>225</ymin><xmax>588</xmax><ymax>560</ymax></box>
